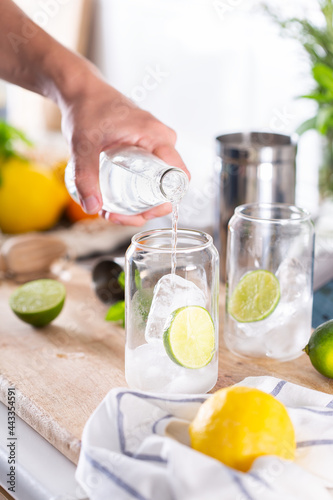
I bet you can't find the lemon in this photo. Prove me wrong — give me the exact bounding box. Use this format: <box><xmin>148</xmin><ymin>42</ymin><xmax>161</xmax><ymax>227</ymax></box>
<box><xmin>304</xmin><ymin>320</ymin><xmax>333</xmax><ymax>378</ymax></box>
<box><xmin>228</xmin><ymin>270</ymin><xmax>280</xmax><ymax>322</ymax></box>
<box><xmin>0</xmin><ymin>158</ymin><xmax>69</xmax><ymax>233</ymax></box>
<box><xmin>163</xmin><ymin>306</ymin><xmax>215</xmax><ymax>369</ymax></box>
<box><xmin>9</xmin><ymin>279</ymin><xmax>66</xmax><ymax>327</ymax></box>
<box><xmin>189</xmin><ymin>386</ymin><xmax>295</xmax><ymax>472</ymax></box>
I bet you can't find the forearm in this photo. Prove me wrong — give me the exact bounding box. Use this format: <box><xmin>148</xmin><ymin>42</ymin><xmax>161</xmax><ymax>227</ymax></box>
<box><xmin>0</xmin><ymin>0</ymin><xmax>100</xmax><ymax>109</ymax></box>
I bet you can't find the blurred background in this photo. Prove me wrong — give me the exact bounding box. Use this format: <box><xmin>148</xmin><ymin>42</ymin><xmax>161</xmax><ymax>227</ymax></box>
<box><xmin>85</xmin><ymin>0</ymin><xmax>321</xmax><ymax>228</ymax></box>
<box><xmin>2</xmin><ymin>0</ymin><xmax>323</xmax><ymax>232</ymax></box>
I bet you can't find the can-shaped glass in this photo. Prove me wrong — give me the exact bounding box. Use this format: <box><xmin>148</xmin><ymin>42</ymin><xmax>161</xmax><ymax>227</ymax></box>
<box><xmin>225</xmin><ymin>203</ymin><xmax>314</xmax><ymax>361</ymax></box>
<box><xmin>125</xmin><ymin>229</ymin><xmax>219</xmax><ymax>394</ymax></box>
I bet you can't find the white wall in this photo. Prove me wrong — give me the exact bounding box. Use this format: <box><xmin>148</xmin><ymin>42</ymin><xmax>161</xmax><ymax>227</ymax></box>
<box><xmin>87</xmin><ymin>0</ymin><xmax>321</xmax><ymax>227</ymax></box>
<box><xmin>6</xmin><ymin>0</ymin><xmax>92</xmax><ymax>153</ymax></box>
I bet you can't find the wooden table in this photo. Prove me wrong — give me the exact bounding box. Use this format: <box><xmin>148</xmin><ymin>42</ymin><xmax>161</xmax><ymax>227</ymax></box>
<box><xmin>0</xmin><ymin>266</ymin><xmax>332</xmax><ymax>464</ymax></box>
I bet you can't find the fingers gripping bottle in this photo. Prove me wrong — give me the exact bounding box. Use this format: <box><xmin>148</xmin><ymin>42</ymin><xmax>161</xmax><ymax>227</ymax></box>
<box><xmin>65</xmin><ymin>145</ymin><xmax>189</xmax><ymax>215</ymax></box>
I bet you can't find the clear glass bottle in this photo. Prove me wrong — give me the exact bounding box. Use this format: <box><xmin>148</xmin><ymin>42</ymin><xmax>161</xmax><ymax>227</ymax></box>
<box><xmin>125</xmin><ymin>228</ymin><xmax>219</xmax><ymax>394</ymax></box>
<box><xmin>65</xmin><ymin>145</ymin><xmax>189</xmax><ymax>215</ymax></box>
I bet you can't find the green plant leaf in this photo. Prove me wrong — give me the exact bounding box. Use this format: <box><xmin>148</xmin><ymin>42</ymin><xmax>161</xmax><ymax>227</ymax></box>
<box><xmin>105</xmin><ymin>300</ymin><xmax>125</xmax><ymax>327</ymax></box>
<box><xmin>263</xmin><ymin>1</ymin><xmax>333</xmax><ymax>141</ymax></box>
<box><xmin>316</xmin><ymin>106</ymin><xmax>333</xmax><ymax>134</ymax></box>
<box><xmin>0</xmin><ymin>120</ymin><xmax>33</xmax><ymax>162</ymax></box>
<box><xmin>296</xmin><ymin>116</ymin><xmax>317</xmax><ymax>135</ymax></box>
<box><xmin>118</xmin><ymin>271</ymin><xmax>125</xmax><ymax>290</ymax></box>
<box><xmin>135</xmin><ymin>269</ymin><xmax>142</xmax><ymax>290</ymax></box>
<box><xmin>300</xmin><ymin>92</ymin><xmax>333</xmax><ymax>103</ymax></box>
<box><xmin>313</xmin><ymin>63</ymin><xmax>333</xmax><ymax>91</ymax></box>
<box><xmin>321</xmin><ymin>0</ymin><xmax>333</xmax><ymax>31</ymax></box>
<box><xmin>0</xmin><ymin>121</ymin><xmax>33</xmax><ymax>188</ymax></box>
<box><xmin>262</xmin><ymin>4</ymin><xmax>333</xmax><ymax>65</ymax></box>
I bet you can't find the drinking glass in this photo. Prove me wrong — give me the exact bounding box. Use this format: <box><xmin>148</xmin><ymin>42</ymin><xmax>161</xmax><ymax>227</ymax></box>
<box><xmin>125</xmin><ymin>229</ymin><xmax>219</xmax><ymax>394</ymax></box>
<box><xmin>225</xmin><ymin>203</ymin><xmax>314</xmax><ymax>360</ymax></box>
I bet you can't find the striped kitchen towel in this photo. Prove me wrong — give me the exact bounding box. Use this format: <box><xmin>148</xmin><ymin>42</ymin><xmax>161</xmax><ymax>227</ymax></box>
<box><xmin>76</xmin><ymin>377</ymin><xmax>333</xmax><ymax>500</ymax></box>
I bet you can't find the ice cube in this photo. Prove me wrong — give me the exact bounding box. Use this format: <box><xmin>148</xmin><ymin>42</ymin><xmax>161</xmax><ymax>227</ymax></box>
<box><xmin>125</xmin><ymin>343</ymin><xmax>217</xmax><ymax>393</ymax></box>
<box><xmin>276</xmin><ymin>258</ymin><xmax>308</xmax><ymax>302</ymax></box>
<box><xmin>125</xmin><ymin>343</ymin><xmax>182</xmax><ymax>392</ymax></box>
<box><xmin>236</xmin><ymin>298</ymin><xmax>299</xmax><ymax>338</ymax></box>
<box><xmin>263</xmin><ymin>304</ymin><xmax>312</xmax><ymax>360</ymax></box>
<box><xmin>145</xmin><ymin>274</ymin><xmax>206</xmax><ymax>343</ymax></box>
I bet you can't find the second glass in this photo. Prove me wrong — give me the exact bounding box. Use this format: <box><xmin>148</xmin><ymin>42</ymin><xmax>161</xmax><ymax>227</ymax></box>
<box><xmin>225</xmin><ymin>203</ymin><xmax>314</xmax><ymax>361</ymax></box>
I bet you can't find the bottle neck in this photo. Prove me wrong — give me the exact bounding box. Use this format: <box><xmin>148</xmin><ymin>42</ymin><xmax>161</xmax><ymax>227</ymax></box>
<box><xmin>160</xmin><ymin>168</ymin><xmax>189</xmax><ymax>202</ymax></box>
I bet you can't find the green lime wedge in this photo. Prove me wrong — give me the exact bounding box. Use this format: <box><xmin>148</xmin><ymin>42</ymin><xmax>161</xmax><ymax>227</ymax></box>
<box><xmin>228</xmin><ymin>270</ymin><xmax>280</xmax><ymax>323</ymax></box>
<box><xmin>163</xmin><ymin>306</ymin><xmax>215</xmax><ymax>369</ymax></box>
<box><xmin>9</xmin><ymin>279</ymin><xmax>66</xmax><ymax>327</ymax></box>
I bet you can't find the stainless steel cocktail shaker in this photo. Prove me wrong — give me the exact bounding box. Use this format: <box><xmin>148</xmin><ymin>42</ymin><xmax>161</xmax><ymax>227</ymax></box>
<box><xmin>215</xmin><ymin>132</ymin><xmax>297</xmax><ymax>281</ymax></box>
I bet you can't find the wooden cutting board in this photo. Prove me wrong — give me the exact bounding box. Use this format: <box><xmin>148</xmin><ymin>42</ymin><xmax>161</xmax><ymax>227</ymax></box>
<box><xmin>0</xmin><ymin>265</ymin><xmax>332</xmax><ymax>464</ymax></box>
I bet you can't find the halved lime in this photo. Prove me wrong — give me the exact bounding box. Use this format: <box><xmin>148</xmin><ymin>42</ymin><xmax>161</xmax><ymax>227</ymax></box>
<box><xmin>163</xmin><ymin>306</ymin><xmax>215</xmax><ymax>369</ymax></box>
<box><xmin>228</xmin><ymin>270</ymin><xmax>280</xmax><ymax>323</ymax></box>
<box><xmin>9</xmin><ymin>279</ymin><xmax>66</xmax><ymax>327</ymax></box>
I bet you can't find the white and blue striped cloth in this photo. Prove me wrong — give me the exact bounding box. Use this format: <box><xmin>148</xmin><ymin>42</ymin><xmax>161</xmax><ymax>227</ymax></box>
<box><xmin>76</xmin><ymin>377</ymin><xmax>333</xmax><ymax>500</ymax></box>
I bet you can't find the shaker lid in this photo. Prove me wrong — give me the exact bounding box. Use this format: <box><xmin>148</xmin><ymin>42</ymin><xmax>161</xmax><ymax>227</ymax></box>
<box><xmin>216</xmin><ymin>132</ymin><xmax>297</xmax><ymax>164</ymax></box>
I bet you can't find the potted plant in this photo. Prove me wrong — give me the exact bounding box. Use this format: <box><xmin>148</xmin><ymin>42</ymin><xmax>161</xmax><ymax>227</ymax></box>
<box><xmin>264</xmin><ymin>0</ymin><xmax>333</xmax><ymax>198</ymax></box>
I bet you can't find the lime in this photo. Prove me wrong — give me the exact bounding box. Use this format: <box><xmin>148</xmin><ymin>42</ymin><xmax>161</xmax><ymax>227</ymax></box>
<box><xmin>9</xmin><ymin>279</ymin><xmax>66</xmax><ymax>327</ymax></box>
<box><xmin>163</xmin><ymin>306</ymin><xmax>215</xmax><ymax>369</ymax></box>
<box><xmin>304</xmin><ymin>320</ymin><xmax>333</xmax><ymax>378</ymax></box>
<box><xmin>228</xmin><ymin>270</ymin><xmax>280</xmax><ymax>323</ymax></box>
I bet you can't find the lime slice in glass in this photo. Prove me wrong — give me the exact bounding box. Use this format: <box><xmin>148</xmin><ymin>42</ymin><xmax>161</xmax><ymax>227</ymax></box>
<box><xmin>9</xmin><ymin>279</ymin><xmax>66</xmax><ymax>327</ymax></box>
<box><xmin>163</xmin><ymin>306</ymin><xmax>215</xmax><ymax>369</ymax></box>
<box><xmin>228</xmin><ymin>270</ymin><xmax>280</xmax><ymax>323</ymax></box>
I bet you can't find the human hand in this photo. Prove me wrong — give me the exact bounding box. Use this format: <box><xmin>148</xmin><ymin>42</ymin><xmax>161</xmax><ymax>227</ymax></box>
<box><xmin>60</xmin><ymin>70</ymin><xmax>189</xmax><ymax>226</ymax></box>
<box><xmin>0</xmin><ymin>3</ymin><xmax>188</xmax><ymax>225</ymax></box>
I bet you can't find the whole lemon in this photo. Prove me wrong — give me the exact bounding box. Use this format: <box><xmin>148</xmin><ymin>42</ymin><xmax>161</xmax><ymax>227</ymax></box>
<box><xmin>189</xmin><ymin>386</ymin><xmax>295</xmax><ymax>472</ymax></box>
<box><xmin>0</xmin><ymin>158</ymin><xmax>69</xmax><ymax>233</ymax></box>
